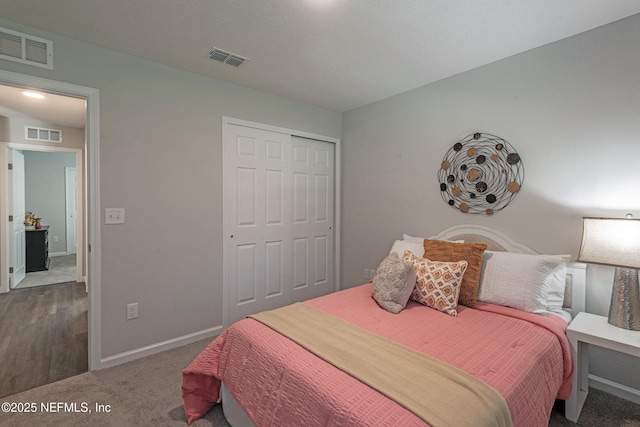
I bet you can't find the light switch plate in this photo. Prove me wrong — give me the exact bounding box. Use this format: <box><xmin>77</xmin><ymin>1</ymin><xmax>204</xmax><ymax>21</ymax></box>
<box><xmin>105</xmin><ymin>208</ymin><xmax>125</xmax><ymax>224</ymax></box>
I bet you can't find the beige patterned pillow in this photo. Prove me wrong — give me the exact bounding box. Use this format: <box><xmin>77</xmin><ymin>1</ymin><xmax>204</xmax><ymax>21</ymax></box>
<box><xmin>371</xmin><ymin>252</ymin><xmax>417</xmax><ymax>314</ymax></box>
<box><xmin>403</xmin><ymin>251</ymin><xmax>468</xmax><ymax>317</ymax></box>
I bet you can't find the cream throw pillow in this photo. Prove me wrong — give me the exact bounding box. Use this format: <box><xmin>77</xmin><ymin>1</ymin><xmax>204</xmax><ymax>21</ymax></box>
<box><xmin>371</xmin><ymin>252</ymin><xmax>417</xmax><ymax>314</ymax></box>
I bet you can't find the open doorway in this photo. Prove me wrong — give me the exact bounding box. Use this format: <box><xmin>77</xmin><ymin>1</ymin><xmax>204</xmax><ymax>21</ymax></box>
<box><xmin>0</xmin><ymin>70</ymin><xmax>101</xmax><ymax>375</ymax></box>
<box><xmin>12</xmin><ymin>150</ymin><xmax>80</xmax><ymax>289</ymax></box>
<box><xmin>0</xmin><ymin>83</ymin><xmax>88</xmax><ymax>396</ymax></box>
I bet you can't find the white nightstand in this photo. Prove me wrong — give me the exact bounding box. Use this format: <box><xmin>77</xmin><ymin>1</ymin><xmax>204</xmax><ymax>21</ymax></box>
<box><xmin>565</xmin><ymin>312</ymin><xmax>640</xmax><ymax>422</ymax></box>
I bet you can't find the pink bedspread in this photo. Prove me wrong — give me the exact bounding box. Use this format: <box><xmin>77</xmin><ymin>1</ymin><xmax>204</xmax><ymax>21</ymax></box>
<box><xmin>182</xmin><ymin>284</ymin><xmax>572</xmax><ymax>426</ymax></box>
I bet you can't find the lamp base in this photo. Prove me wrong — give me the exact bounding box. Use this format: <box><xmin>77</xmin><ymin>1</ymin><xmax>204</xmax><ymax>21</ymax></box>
<box><xmin>608</xmin><ymin>267</ymin><xmax>640</xmax><ymax>331</ymax></box>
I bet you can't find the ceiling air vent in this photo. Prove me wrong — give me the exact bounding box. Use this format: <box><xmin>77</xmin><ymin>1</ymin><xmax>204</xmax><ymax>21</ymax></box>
<box><xmin>208</xmin><ymin>47</ymin><xmax>248</xmax><ymax>68</ymax></box>
<box><xmin>0</xmin><ymin>27</ymin><xmax>53</xmax><ymax>69</ymax></box>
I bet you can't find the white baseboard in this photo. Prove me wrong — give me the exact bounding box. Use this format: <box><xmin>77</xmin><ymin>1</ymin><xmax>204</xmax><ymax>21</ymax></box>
<box><xmin>589</xmin><ymin>374</ymin><xmax>640</xmax><ymax>405</ymax></box>
<box><xmin>98</xmin><ymin>325</ymin><xmax>223</xmax><ymax>370</ymax></box>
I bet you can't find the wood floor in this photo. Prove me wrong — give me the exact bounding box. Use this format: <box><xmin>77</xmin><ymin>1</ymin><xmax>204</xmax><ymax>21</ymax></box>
<box><xmin>0</xmin><ymin>281</ymin><xmax>87</xmax><ymax>398</ymax></box>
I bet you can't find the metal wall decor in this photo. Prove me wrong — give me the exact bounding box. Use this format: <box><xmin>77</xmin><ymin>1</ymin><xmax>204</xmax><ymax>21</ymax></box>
<box><xmin>437</xmin><ymin>132</ymin><xmax>524</xmax><ymax>215</ymax></box>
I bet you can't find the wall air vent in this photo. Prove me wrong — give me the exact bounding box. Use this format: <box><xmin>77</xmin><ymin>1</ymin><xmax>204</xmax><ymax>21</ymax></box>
<box><xmin>25</xmin><ymin>126</ymin><xmax>62</xmax><ymax>142</ymax></box>
<box><xmin>208</xmin><ymin>47</ymin><xmax>248</xmax><ymax>68</ymax></box>
<box><xmin>0</xmin><ymin>27</ymin><xmax>53</xmax><ymax>69</ymax></box>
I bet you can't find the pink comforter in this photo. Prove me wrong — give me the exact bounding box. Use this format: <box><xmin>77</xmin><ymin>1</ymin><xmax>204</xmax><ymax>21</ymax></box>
<box><xmin>182</xmin><ymin>284</ymin><xmax>572</xmax><ymax>426</ymax></box>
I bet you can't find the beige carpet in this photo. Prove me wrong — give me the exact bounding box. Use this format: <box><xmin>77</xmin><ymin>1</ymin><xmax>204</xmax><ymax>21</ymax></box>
<box><xmin>15</xmin><ymin>255</ymin><xmax>78</xmax><ymax>289</ymax></box>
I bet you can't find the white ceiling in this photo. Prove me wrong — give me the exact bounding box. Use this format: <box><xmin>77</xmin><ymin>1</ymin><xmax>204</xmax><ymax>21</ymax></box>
<box><xmin>0</xmin><ymin>85</ymin><xmax>86</xmax><ymax>128</ymax></box>
<box><xmin>1</xmin><ymin>0</ymin><xmax>640</xmax><ymax>115</ymax></box>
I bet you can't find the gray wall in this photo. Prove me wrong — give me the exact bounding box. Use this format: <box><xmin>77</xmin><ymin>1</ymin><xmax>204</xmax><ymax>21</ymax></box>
<box><xmin>0</xmin><ymin>18</ymin><xmax>342</xmax><ymax>358</ymax></box>
<box><xmin>24</xmin><ymin>151</ymin><xmax>76</xmax><ymax>254</ymax></box>
<box><xmin>4</xmin><ymin>116</ymin><xmax>85</xmax><ymax>150</ymax></box>
<box><xmin>342</xmin><ymin>14</ymin><xmax>640</xmax><ymax>390</ymax></box>
<box><xmin>0</xmin><ymin>115</ymin><xmax>8</xmax><ymax>140</ymax></box>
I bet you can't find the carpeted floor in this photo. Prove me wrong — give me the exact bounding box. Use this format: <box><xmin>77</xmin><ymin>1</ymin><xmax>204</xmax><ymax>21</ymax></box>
<box><xmin>15</xmin><ymin>254</ymin><xmax>77</xmax><ymax>289</ymax></box>
<box><xmin>0</xmin><ymin>337</ymin><xmax>638</xmax><ymax>426</ymax></box>
<box><xmin>549</xmin><ymin>392</ymin><xmax>640</xmax><ymax>427</ymax></box>
<box><xmin>0</xmin><ymin>338</ymin><xmax>228</xmax><ymax>427</ymax></box>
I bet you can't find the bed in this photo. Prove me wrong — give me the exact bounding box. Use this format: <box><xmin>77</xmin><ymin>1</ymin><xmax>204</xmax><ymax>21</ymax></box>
<box><xmin>182</xmin><ymin>224</ymin><xmax>587</xmax><ymax>427</ymax></box>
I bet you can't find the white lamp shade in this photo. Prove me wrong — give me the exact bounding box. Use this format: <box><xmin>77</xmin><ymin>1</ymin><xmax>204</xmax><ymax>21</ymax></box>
<box><xmin>577</xmin><ymin>217</ymin><xmax>640</xmax><ymax>269</ymax></box>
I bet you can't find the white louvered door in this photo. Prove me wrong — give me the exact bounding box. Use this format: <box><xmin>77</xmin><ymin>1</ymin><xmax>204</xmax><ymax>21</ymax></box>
<box><xmin>225</xmin><ymin>124</ymin><xmax>335</xmax><ymax>325</ymax></box>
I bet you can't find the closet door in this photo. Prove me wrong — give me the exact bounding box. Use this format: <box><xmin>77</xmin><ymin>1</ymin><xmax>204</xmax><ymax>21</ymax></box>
<box><xmin>290</xmin><ymin>137</ymin><xmax>334</xmax><ymax>302</ymax></box>
<box><xmin>224</xmin><ymin>124</ymin><xmax>335</xmax><ymax>324</ymax></box>
<box><xmin>226</xmin><ymin>124</ymin><xmax>292</xmax><ymax>324</ymax></box>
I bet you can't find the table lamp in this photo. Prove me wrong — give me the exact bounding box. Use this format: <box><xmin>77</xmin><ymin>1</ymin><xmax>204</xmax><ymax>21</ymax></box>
<box><xmin>577</xmin><ymin>217</ymin><xmax>640</xmax><ymax>331</ymax></box>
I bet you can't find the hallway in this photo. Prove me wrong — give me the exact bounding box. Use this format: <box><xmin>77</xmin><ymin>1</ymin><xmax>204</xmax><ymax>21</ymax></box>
<box><xmin>0</xmin><ymin>281</ymin><xmax>87</xmax><ymax>398</ymax></box>
<box><xmin>16</xmin><ymin>254</ymin><xmax>77</xmax><ymax>289</ymax></box>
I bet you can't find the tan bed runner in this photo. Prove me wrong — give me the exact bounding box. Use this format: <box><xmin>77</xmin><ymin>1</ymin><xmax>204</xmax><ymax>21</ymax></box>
<box><xmin>250</xmin><ymin>303</ymin><xmax>513</xmax><ymax>427</ymax></box>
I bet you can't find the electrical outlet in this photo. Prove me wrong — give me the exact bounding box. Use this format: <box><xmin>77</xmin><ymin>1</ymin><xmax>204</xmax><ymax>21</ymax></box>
<box><xmin>127</xmin><ymin>302</ymin><xmax>138</xmax><ymax>320</ymax></box>
<box><xmin>364</xmin><ymin>268</ymin><xmax>375</xmax><ymax>280</ymax></box>
<box><xmin>105</xmin><ymin>208</ymin><xmax>125</xmax><ymax>224</ymax></box>
<box><xmin>52</xmin><ymin>236</ymin><xmax>59</xmax><ymax>242</ymax></box>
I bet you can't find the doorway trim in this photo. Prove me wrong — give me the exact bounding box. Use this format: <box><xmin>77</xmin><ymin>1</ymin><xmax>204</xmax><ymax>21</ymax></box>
<box><xmin>0</xmin><ymin>69</ymin><xmax>101</xmax><ymax>371</ymax></box>
<box><xmin>65</xmin><ymin>166</ymin><xmax>78</xmax><ymax>258</ymax></box>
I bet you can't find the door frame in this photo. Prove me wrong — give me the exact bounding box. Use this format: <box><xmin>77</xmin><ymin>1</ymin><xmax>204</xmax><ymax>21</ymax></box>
<box><xmin>65</xmin><ymin>166</ymin><xmax>78</xmax><ymax>257</ymax></box>
<box><xmin>221</xmin><ymin>116</ymin><xmax>341</xmax><ymax>328</ymax></box>
<box><xmin>0</xmin><ymin>70</ymin><xmax>101</xmax><ymax>371</ymax></box>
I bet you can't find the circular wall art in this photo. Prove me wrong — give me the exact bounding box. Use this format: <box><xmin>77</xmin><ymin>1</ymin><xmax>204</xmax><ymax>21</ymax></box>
<box><xmin>437</xmin><ymin>132</ymin><xmax>524</xmax><ymax>215</ymax></box>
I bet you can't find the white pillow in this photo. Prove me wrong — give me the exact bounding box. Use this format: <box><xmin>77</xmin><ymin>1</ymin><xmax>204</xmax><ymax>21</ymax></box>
<box><xmin>403</xmin><ymin>233</ymin><xmax>464</xmax><ymax>243</ymax></box>
<box><xmin>391</xmin><ymin>235</ymin><xmax>466</xmax><ymax>259</ymax></box>
<box><xmin>545</xmin><ymin>254</ymin><xmax>571</xmax><ymax>314</ymax></box>
<box><xmin>403</xmin><ymin>234</ymin><xmax>424</xmax><ymax>243</ymax></box>
<box><xmin>389</xmin><ymin>239</ymin><xmax>424</xmax><ymax>258</ymax></box>
<box><xmin>477</xmin><ymin>251</ymin><xmax>569</xmax><ymax>314</ymax></box>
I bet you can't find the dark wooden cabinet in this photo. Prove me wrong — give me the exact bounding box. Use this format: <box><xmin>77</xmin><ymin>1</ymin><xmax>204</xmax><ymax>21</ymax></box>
<box><xmin>26</xmin><ymin>227</ymin><xmax>50</xmax><ymax>272</ymax></box>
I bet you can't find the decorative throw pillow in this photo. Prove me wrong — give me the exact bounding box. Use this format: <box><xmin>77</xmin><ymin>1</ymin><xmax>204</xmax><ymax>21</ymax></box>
<box><xmin>423</xmin><ymin>240</ymin><xmax>488</xmax><ymax>308</ymax></box>
<box><xmin>371</xmin><ymin>252</ymin><xmax>417</xmax><ymax>314</ymax></box>
<box><xmin>478</xmin><ymin>251</ymin><xmax>570</xmax><ymax>314</ymax></box>
<box><xmin>403</xmin><ymin>251</ymin><xmax>468</xmax><ymax>317</ymax></box>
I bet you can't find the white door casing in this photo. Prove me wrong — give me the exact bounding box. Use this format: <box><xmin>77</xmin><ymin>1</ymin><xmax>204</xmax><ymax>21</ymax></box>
<box><xmin>65</xmin><ymin>167</ymin><xmax>78</xmax><ymax>255</ymax></box>
<box><xmin>223</xmin><ymin>119</ymin><xmax>338</xmax><ymax>326</ymax></box>
<box><xmin>11</xmin><ymin>149</ymin><xmax>26</xmax><ymax>287</ymax></box>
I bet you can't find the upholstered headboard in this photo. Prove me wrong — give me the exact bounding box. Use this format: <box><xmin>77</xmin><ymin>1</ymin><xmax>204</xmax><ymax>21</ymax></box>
<box><xmin>431</xmin><ymin>224</ymin><xmax>587</xmax><ymax>317</ymax></box>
